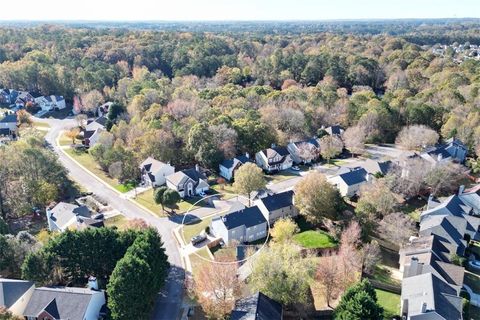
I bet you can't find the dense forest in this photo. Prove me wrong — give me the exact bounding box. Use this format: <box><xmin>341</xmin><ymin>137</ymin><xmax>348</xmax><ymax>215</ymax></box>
<box><xmin>1</xmin><ymin>20</ymin><xmax>480</xmax><ymax>174</ymax></box>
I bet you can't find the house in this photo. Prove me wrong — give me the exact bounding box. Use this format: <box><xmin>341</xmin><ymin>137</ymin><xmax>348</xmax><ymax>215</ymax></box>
<box><xmin>400</xmin><ymin>272</ymin><xmax>463</xmax><ymax>320</ymax></box>
<box><xmin>0</xmin><ymin>113</ymin><xmax>18</xmax><ymax>137</ymax></box>
<box><xmin>230</xmin><ymin>292</ymin><xmax>283</xmax><ymax>320</ymax></box>
<box><xmin>140</xmin><ymin>157</ymin><xmax>175</xmax><ymax>187</ymax></box>
<box><xmin>287</xmin><ymin>138</ymin><xmax>320</xmax><ymax>164</ymax></box>
<box><xmin>210</xmin><ymin>206</ymin><xmax>268</xmax><ymax>244</ymax></box>
<box><xmin>324</xmin><ymin>125</ymin><xmax>344</xmax><ymax>136</ymax></box>
<box><xmin>255</xmin><ymin>146</ymin><xmax>293</xmax><ymax>173</ymax></box>
<box><xmin>420</xmin><ymin>138</ymin><xmax>468</xmax><ymax>164</ymax></box>
<box><xmin>255</xmin><ymin>190</ymin><xmax>297</xmax><ymax>224</ymax></box>
<box><xmin>166</xmin><ymin>165</ymin><xmax>209</xmax><ymax>198</ymax></box>
<box><xmin>0</xmin><ymin>278</ymin><xmax>35</xmax><ymax>316</ymax></box>
<box><xmin>46</xmin><ymin>202</ymin><xmax>100</xmax><ymax>232</ymax></box>
<box><xmin>219</xmin><ymin>153</ymin><xmax>252</xmax><ymax>181</ymax></box>
<box><xmin>97</xmin><ymin>101</ymin><xmax>113</xmax><ymax>116</ymax></box>
<box><xmin>0</xmin><ymin>89</ymin><xmax>12</xmax><ymax>105</ymax></box>
<box><xmin>23</xmin><ymin>286</ymin><xmax>106</xmax><ymax>320</ymax></box>
<box><xmin>14</xmin><ymin>91</ymin><xmax>34</xmax><ymax>108</ymax></box>
<box><xmin>82</xmin><ymin>117</ymin><xmax>107</xmax><ymax>148</ymax></box>
<box><xmin>327</xmin><ymin>167</ymin><xmax>369</xmax><ymax>197</ymax></box>
<box><xmin>362</xmin><ymin>159</ymin><xmax>391</xmax><ymax>176</ymax></box>
<box><xmin>35</xmin><ymin>95</ymin><xmax>66</xmax><ymax>111</ymax></box>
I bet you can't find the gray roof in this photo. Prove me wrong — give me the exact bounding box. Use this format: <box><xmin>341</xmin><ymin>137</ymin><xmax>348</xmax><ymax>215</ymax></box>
<box><xmin>0</xmin><ymin>278</ymin><xmax>34</xmax><ymax>308</ymax></box>
<box><xmin>0</xmin><ymin>114</ymin><xmax>17</xmax><ymax>123</ymax></box>
<box><xmin>362</xmin><ymin>159</ymin><xmax>391</xmax><ymax>175</ymax></box>
<box><xmin>325</xmin><ymin>125</ymin><xmax>343</xmax><ymax>135</ymax></box>
<box><xmin>230</xmin><ymin>292</ymin><xmax>282</xmax><ymax>320</ymax></box>
<box><xmin>220</xmin><ymin>155</ymin><xmax>252</xmax><ymax>170</ymax></box>
<box><xmin>23</xmin><ymin>287</ymin><xmax>102</xmax><ymax>320</ymax></box>
<box><xmin>258</xmin><ymin>190</ymin><xmax>294</xmax><ymax>212</ymax></box>
<box><xmin>401</xmin><ymin>273</ymin><xmax>462</xmax><ymax>320</ymax></box>
<box><xmin>141</xmin><ymin>157</ymin><xmax>170</xmax><ymax>175</ymax></box>
<box><xmin>337</xmin><ymin>168</ymin><xmax>368</xmax><ymax>186</ymax></box>
<box><xmin>49</xmin><ymin>202</ymin><xmax>90</xmax><ymax>230</ymax></box>
<box><xmin>222</xmin><ymin>206</ymin><xmax>267</xmax><ymax>230</ymax></box>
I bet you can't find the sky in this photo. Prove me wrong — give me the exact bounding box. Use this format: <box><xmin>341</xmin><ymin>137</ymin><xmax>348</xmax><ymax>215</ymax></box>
<box><xmin>1</xmin><ymin>0</ymin><xmax>480</xmax><ymax>21</ymax></box>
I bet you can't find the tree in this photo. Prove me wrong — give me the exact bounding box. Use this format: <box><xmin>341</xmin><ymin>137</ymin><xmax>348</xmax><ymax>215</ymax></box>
<box><xmin>334</xmin><ymin>279</ymin><xmax>383</xmax><ymax>320</ymax></box>
<box><xmin>378</xmin><ymin>212</ymin><xmax>415</xmax><ymax>246</ymax></box>
<box><xmin>424</xmin><ymin>162</ymin><xmax>467</xmax><ymax>196</ymax></box>
<box><xmin>0</xmin><ymin>218</ymin><xmax>8</xmax><ymax>235</ymax></box>
<box><xmin>65</xmin><ymin>127</ymin><xmax>80</xmax><ymax>144</ymax></box>
<box><xmin>342</xmin><ymin>126</ymin><xmax>366</xmax><ymax>157</ymax></box>
<box><xmin>250</xmin><ymin>243</ymin><xmax>315</xmax><ymax>306</ymax></box>
<box><xmin>16</xmin><ymin>110</ymin><xmax>31</xmax><ymax>127</ymax></box>
<box><xmin>356</xmin><ymin>178</ymin><xmax>397</xmax><ymax>217</ymax></box>
<box><xmin>194</xmin><ymin>259</ymin><xmax>242</xmax><ymax>319</ymax></box>
<box><xmin>233</xmin><ymin>163</ymin><xmax>266</xmax><ymax>205</ymax></box>
<box><xmin>362</xmin><ymin>240</ymin><xmax>381</xmax><ymax>275</ymax></box>
<box><xmin>0</xmin><ymin>307</ymin><xmax>22</xmax><ymax>320</ymax></box>
<box><xmin>294</xmin><ymin>172</ymin><xmax>343</xmax><ymax>223</ymax></box>
<box><xmin>154</xmin><ymin>187</ymin><xmax>168</xmax><ymax>213</ymax></box>
<box><xmin>395</xmin><ymin>125</ymin><xmax>439</xmax><ymax>150</ymax></box>
<box><xmin>316</xmin><ymin>251</ymin><xmax>341</xmax><ymax>308</ymax></box>
<box><xmin>320</xmin><ymin>135</ymin><xmax>344</xmax><ymax>163</ymax></box>
<box><xmin>270</xmin><ymin>218</ymin><xmax>299</xmax><ymax>243</ymax></box>
<box><xmin>154</xmin><ymin>187</ymin><xmax>180</xmax><ymax>213</ymax></box>
<box><xmin>80</xmin><ymin>90</ymin><xmax>104</xmax><ymax>114</ymax></box>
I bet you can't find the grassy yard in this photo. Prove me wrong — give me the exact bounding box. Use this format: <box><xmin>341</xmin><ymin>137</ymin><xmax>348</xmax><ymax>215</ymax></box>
<box><xmin>375</xmin><ymin>289</ymin><xmax>400</xmax><ymax>319</ymax></box>
<box><xmin>134</xmin><ymin>190</ymin><xmax>202</xmax><ymax>217</ymax></box>
<box><xmin>265</xmin><ymin>170</ymin><xmax>299</xmax><ymax>183</ymax></box>
<box><xmin>114</xmin><ymin>182</ymin><xmax>135</xmax><ymax>193</ymax></box>
<box><xmin>210</xmin><ymin>183</ymin><xmax>237</xmax><ymax>200</ymax></box>
<box><xmin>181</xmin><ymin>215</ymin><xmax>217</xmax><ymax>243</ymax></box>
<box><xmin>104</xmin><ymin>215</ymin><xmax>129</xmax><ymax>230</ymax></box>
<box><xmin>59</xmin><ymin>132</ymin><xmax>75</xmax><ymax>146</ymax></box>
<box><xmin>371</xmin><ymin>265</ymin><xmax>401</xmax><ymax>286</ymax></box>
<box><xmin>210</xmin><ymin>245</ymin><xmax>236</xmax><ymax>260</ymax></box>
<box><xmin>293</xmin><ymin>230</ymin><xmax>337</xmax><ymax>249</ymax></box>
<box><xmin>33</xmin><ymin>122</ymin><xmax>51</xmax><ymax>129</ymax></box>
<box><xmin>189</xmin><ymin>247</ymin><xmax>212</xmax><ymax>276</ymax></box>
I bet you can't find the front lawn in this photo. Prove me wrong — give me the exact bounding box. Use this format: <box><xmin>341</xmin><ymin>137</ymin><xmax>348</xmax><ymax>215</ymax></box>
<box><xmin>265</xmin><ymin>170</ymin><xmax>299</xmax><ymax>183</ymax></box>
<box><xmin>181</xmin><ymin>215</ymin><xmax>216</xmax><ymax>243</ymax></box>
<box><xmin>375</xmin><ymin>289</ymin><xmax>400</xmax><ymax>319</ymax></box>
<box><xmin>114</xmin><ymin>182</ymin><xmax>136</xmax><ymax>193</ymax></box>
<box><xmin>189</xmin><ymin>248</ymin><xmax>212</xmax><ymax>276</ymax></box>
<box><xmin>59</xmin><ymin>132</ymin><xmax>75</xmax><ymax>146</ymax></box>
<box><xmin>293</xmin><ymin>230</ymin><xmax>337</xmax><ymax>249</ymax></box>
<box><xmin>134</xmin><ymin>190</ymin><xmax>202</xmax><ymax>217</ymax></box>
<box><xmin>104</xmin><ymin>215</ymin><xmax>129</xmax><ymax>230</ymax></box>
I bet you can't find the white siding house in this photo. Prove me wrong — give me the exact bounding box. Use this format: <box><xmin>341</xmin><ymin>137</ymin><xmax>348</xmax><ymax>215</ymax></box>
<box><xmin>255</xmin><ymin>146</ymin><xmax>293</xmax><ymax>173</ymax></box>
<box><xmin>327</xmin><ymin>168</ymin><xmax>369</xmax><ymax>197</ymax></box>
<box><xmin>140</xmin><ymin>157</ymin><xmax>175</xmax><ymax>187</ymax></box>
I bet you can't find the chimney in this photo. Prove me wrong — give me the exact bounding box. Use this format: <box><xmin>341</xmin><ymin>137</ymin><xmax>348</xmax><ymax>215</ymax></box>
<box><xmin>409</xmin><ymin>257</ymin><xmax>420</xmax><ymax>276</ymax></box>
<box><xmin>271</xmin><ymin>143</ymin><xmax>276</xmax><ymax>149</ymax></box>
<box><xmin>245</xmin><ymin>152</ymin><xmax>249</xmax><ymax>159</ymax></box>
<box><xmin>421</xmin><ymin>302</ymin><xmax>427</xmax><ymax>313</ymax></box>
<box><xmin>195</xmin><ymin>164</ymin><xmax>200</xmax><ymax>173</ymax></box>
<box><xmin>88</xmin><ymin>276</ymin><xmax>99</xmax><ymax>290</ymax></box>
<box><xmin>458</xmin><ymin>185</ymin><xmax>465</xmax><ymax>195</ymax></box>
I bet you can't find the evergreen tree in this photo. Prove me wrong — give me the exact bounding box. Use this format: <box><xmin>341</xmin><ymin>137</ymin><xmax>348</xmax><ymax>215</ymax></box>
<box><xmin>334</xmin><ymin>279</ymin><xmax>383</xmax><ymax>320</ymax></box>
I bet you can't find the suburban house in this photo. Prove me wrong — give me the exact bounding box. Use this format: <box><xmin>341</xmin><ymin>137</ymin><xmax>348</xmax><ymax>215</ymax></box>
<box><xmin>14</xmin><ymin>91</ymin><xmax>35</xmax><ymax>108</ymax></box>
<box><xmin>324</xmin><ymin>125</ymin><xmax>344</xmax><ymax>136</ymax></box>
<box><xmin>420</xmin><ymin>138</ymin><xmax>468</xmax><ymax>164</ymax></box>
<box><xmin>219</xmin><ymin>153</ymin><xmax>253</xmax><ymax>181</ymax></box>
<box><xmin>327</xmin><ymin>167</ymin><xmax>369</xmax><ymax>197</ymax></box>
<box><xmin>46</xmin><ymin>202</ymin><xmax>103</xmax><ymax>232</ymax></box>
<box><xmin>23</xmin><ymin>286</ymin><xmax>106</xmax><ymax>320</ymax></box>
<box><xmin>255</xmin><ymin>190</ymin><xmax>297</xmax><ymax>224</ymax></box>
<box><xmin>210</xmin><ymin>206</ymin><xmax>268</xmax><ymax>244</ymax></box>
<box><xmin>35</xmin><ymin>95</ymin><xmax>66</xmax><ymax>111</ymax></box>
<box><xmin>362</xmin><ymin>159</ymin><xmax>391</xmax><ymax>176</ymax></box>
<box><xmin>0</xmin><ymin>278</ymin><xmax>35</xmax><ymax>316</ymax></box>
<box><xmin>82</xmin><ymin>117</ymin><xmax>107</xmax><ymax>148</ymax></box>
<box><xmin>230</xmin><ymin>292</ymin><xmax>283</xmax><ymax>320</ymax></box>
<box><xmin>97</xmin><ymin>101</ymin><xmax>113</xmax><ymax>116</ymax></box>
<box><xmin>166</xmin><ymin>165</ymin><xmax>209</xmax><ymax>198</ymax></box>
<box><xmin>255</xmin><ymin>146</ymin><xmax>293</xmax><ymax>173</ymax></box>
<box><xmin>0</xmin><ymin>113</ymin><xmax>18</xmax><ymax>138</ymax></box>
<box><xmin>140</xmin><ymin>157</ymin><xmax>175</xmax><ymax>187</ymax></box>
<box><xmin>0</xmin><ymin>89</ymin><xmax>11</xmax><ymax>105</ymax></box>
<box><xmin>287</xmin><ymin>138</ymin><xmax>321</xmax><ymax>164</ymax></box>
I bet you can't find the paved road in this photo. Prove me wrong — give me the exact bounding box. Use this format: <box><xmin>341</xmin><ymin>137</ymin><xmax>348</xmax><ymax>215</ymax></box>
<box><xmin>37</xmin><ymin>117</ymin><xmax>184</xmax><ymax>320</ymax></box>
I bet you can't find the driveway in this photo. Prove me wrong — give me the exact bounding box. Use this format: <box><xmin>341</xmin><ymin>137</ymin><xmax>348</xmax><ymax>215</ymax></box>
<box><xmin>35</xmin><ymin>117</ymin><xmax>184</xmax><ymax>320</ymax></box>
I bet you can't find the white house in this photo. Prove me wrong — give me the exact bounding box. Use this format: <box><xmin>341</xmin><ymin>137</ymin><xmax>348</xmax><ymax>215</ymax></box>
<box><xmin>46</xmin><ymin>202</ymin><xmax>92</xmax><ymax>232</ymax></box>
<box><xmin>23</xmin><ymin>286</ymin><xmax>106</xmax><ymax>320</ymax></box>
<box><xmin>0</xmin><ymin>278</ymin><xmax>35</xmax><ymax>316</ymax></box>
<box><xmin>35</xmin><ymin>95</ymin><xmax>66</xmax><ymax>111</ymax></box>
<box><xmin>140</xmin><ymin>157</ymin><xmax>175</xmax><ymax>187</ymax></box>
<box><xmin>166</xmin><ymin>165</ymin><xmax>209</xmax><ymax>198</ymax></box>
<box><xmin>324</xmin><ymin>125</ymin><xmax>344</xmax><ymax>136</ymax></box>
<box><xmin>82</xmin><ymin>117</ymin><xmax>107</xmax><ymax>148</ymax></box>
<box><xmin>219</xmin><ymin>153</ymin><xmax>252</xmax><ymax>181</ymax></box>
<box><xmin>327</xmin><ymin>168</ymin><xmax>369</xmax><ymax>197</ymax></box>
<box><xmin>287</xmin><ymin>138</ymin><xmax>320</xmax><ymax>164</ymax></box>
<box><xmin>255</xmin><ymin>146</ymin><xmax>293</xmax><ymax>173</ymax></box>
<box><xmin>420</xmin><ymin>138</ymin><xmax>468</xmax><ymax>164</ymax></box>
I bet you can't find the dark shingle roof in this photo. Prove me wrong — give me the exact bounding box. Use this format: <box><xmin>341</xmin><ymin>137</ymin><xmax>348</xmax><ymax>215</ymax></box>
<box><xmin>183</xmin><ymin>167</ymin><xmax>207</xmax><ymax>182</ymax></box>
<box><xmin>223</xmin><ymin>206</ymin><xmax>266</xmax><ymax>230</ymax></box>
<box><xmin>0</xmin><ymin>279</ymin><xmax>34</xmax><ymax>308</ymax></box>
<box><xmin>0</xmin><ymin>128</ymin><xmax>11</xmax><ymax>136</ymax></box>
<box><xmin>24</xmin><ymin>287</ymin><xmax>101</xmax><ymax>320</ymax></box>
<box><xmin>259</xmin><ymin>190</ymin><xmax>294</xmax><ymax>212</ymax></box>
<box><xmin>325</xmin><ymin>125</ymin><xmax>343</xmax><ymax>135</ymax></box>
<box><xmin>0</xmin><ymin>114</ymin><xmax>16</xmax><ymax>123</ymax></box>
<box><xmin>231</xmin><ymin>292</ymin><xmax>282</xmax><ymax>320</ymax></box>
<box><xmin>338</xmin><ymin>168</ymin><xmax>368</xmax><ymax>186</ymax></box>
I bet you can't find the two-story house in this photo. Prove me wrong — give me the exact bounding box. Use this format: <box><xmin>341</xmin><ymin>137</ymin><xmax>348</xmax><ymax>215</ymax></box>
<box><xmin>327</xmin><ymin>167</ymin><xmax>369</xmax><ymax>197</ymax></box>
<box><xmin>255</xmin><ymin>146</ymin><xmax>293</xmax><ymax>173</ymax></box>
<box><xmin>287</xmin><ymin>138</ymin><xmax>320</xmax><ymax>164</ymax></box>
<box><xmin>166</xmin><ymin>165</ymin><xmax>209</xmax><ymax>198</ymax></box>
<box><xmin>140</xmin><ymin>156</ymin><xmax>175</xmax><ymax>187</ymax></box>
<box><xmin>219</xmin><ymin>153</ymin><xmax>253</xmax><ymax>181</ymax></box>
<box><xmin>255</xmin><ymin>190</ymin><xmax>297</xmax><ymax>224</ymax></box>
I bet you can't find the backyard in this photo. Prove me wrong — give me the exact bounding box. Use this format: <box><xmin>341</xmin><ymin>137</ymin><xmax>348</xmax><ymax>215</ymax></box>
<box><xmin>293</xmin><ymin>230</ymin><xmax>337</xmax><ymax>249</ymax></box>
<box><xmin>375</xmin><ymin>289</ymin><xmax>400</xmax><ymax>319</ymax></box>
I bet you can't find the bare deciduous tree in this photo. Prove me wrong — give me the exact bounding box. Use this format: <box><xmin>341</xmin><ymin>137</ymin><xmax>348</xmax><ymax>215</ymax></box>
<box><xmin>343</xmin><ymin>125</ymin><xmax>366</xmax><ymax>156</ymax></box>
<box><xmin>378</xmin><ymin>212</ymin><xmax>416</xmax><ymax>246</ymax></box>
<box><xmin>362</xmin><ymin>240</ymin><xmax>381</xmax><ymax>275</ymax></box>
<box><xmin>316</xmin><ymin>251</ymin><xmax>341</xmax><ymax>308</ymax></box>
<box><xmin>319</xmin><ymin>135</ymin><xmax>344</xmax><ymax>163</ymax></box>
<box><xmin>395</xmin><ymin>125</ymin><xmax>439</xmax><ymax>150</ymax></box>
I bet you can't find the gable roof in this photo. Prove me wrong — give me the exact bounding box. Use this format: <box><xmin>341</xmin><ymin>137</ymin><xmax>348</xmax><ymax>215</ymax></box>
<box><xmin>221</xmin><ymin>155</ymin><xmax>252</xmax><ymax>170</ymax></box>
<box><xmin>325</xmin><ymin>125</ymin><xmax>343</xmax><ymax>135</ymax></box>
<box><xmin>258</xmin><ymin>190</ymin><xmax>294</xmax><ymax>212</ymax></box>
<box><xmin>222</xmin><ymin>206</ymin><xmax>267</xmax><ymax>230</ymax></box>
<box><xmin>362</xmin><ymin>159</ymin><xmax>391</xmax><ymax>175</ymax></box>
<box><xmin>293</xmin><ymin>138</ymin><xmax>320</xmax><ymax>149</ymax></box>
<box><xmin>230</xmin><ymin>292</ymin><xmax>282</xmax><ymax>320</ymax></box>
<box><xmin>23</xmin><ymin>287</ymin><xmax>101</xmax><ymax>320</ymax></box>
<box><xmin>141</xmin><ymin>157</ymin><xmax>170</xmax><ymax>174</ymax></box>
<box><xmin>260</xmin><ymin>146</ymin><xmax>290</xmax><ymax>161</ymax></box>
<box><xmin>0</xmin><ymin>278</ymin><xmax>34</xmax><ymax>309</ymax></box>
<box><xmin>337</xmin><ymin>168</ymin><xmax>368</xmax><ymax>186</ymax></box>
<box><xmin>0</xmin><ymin>114</ymin><xmax>17</xmax><ymax>123</ymax></box>
<box><xmin>85</xmin><ymin>117</ymin><xmax>106</xmax><ymax>131</ymax></box>
<box><xmin>48</xmin><ymin>202</ymin><xmax>90</xmax><ymax>230</ymax></box>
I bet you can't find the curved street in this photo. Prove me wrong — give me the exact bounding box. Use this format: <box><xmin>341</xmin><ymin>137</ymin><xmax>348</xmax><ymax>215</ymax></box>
<box><xmin>35</xmin><ymin>117</ymin><xmax>184</xmax><ymax>320</ymax></box>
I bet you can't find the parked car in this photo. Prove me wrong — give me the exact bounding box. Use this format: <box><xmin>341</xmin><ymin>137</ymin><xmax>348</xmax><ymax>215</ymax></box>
<box><xmin>191</xmin><ymin>233</ymin><xmax>207</xmax><ymax>245</ymax></box>
<box><xmin>291</xmin><ymin>166</ymin><xmax>300</xmax><ymax>171</ymax></box>
<box><xmin>198</xmin><ymin>191</ymin><xmax>207</xmax><ymax>197</ymax></box>
<box><xmin>92</xmin><ymin>213</ymin><xmax>104</xmax><ymax>220</ymax></box>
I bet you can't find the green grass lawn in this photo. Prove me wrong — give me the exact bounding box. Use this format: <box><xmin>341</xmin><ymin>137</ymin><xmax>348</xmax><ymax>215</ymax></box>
<box><xmin>134</xmin><ymin>190</ymin><xmax>202</xmax><ymax>217</ymax></box>
<box><xmin>372</xmin><ymin>265</ymin><xmax>401</xmax><ymax>286</ymax></box>
<box><xmin>181</xmin><ymin>216</ymin><xmax>216</xmax><ymax>243</ymax></box>
<box><xmin>104</xmin><ymin>215</ymin><xmax>129</xmax><ymax>230</ymax></box>
<box><xmin>210</xmin><ymin>183</ymin><xmax>238</xmax><ymax>200</ymax></box>
<box><xmin>114</xmin><ymin>182</ymin><xmax>136</xmax><ymax>193</ymax></box>
<box><xmin>59</xmin><ymin>132</ymin><xmax>75</xmax><ymax>146</ymax></box>
<box><xmin>189</xmin><ymin>248</ymin><xmax>212</xmax><ymax>276</ymax></box>
<box><xmin>375</xmin><ymin>289</ymin><xmax>400</xmax><ymax>319</ymax></box>
<box><xmin>265</xmin><ymin>170</ymin><xmax>299</xmax><ymax>183</ymax></box>
<box><xmin>293</xmin><ymin>230</ymin><xmax>337</xmax><ymax>249</ymax></box>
